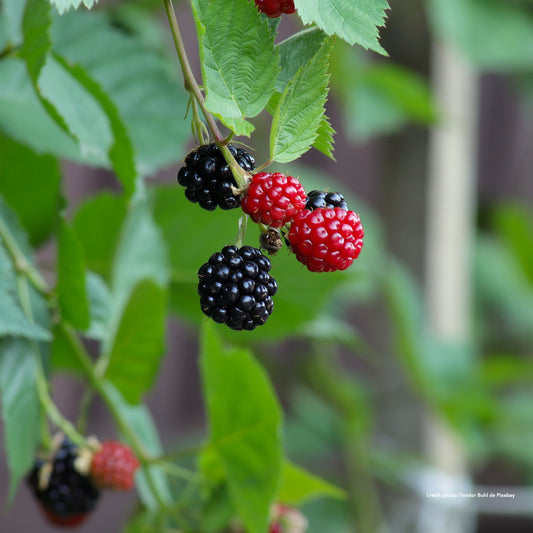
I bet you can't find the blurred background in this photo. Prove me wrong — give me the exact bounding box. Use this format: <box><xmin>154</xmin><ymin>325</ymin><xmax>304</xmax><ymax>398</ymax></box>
<box><xmin>1</xmin><ymin>0</ymin><xmax>533</xmax><ymax>531</ymax></box>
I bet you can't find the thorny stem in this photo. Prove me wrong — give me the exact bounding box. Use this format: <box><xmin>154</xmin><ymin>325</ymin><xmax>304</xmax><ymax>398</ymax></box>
<box><xmin>163</xmin><ymin>0</ymin><xmax>251</xmax><ymax>190</ymax></box>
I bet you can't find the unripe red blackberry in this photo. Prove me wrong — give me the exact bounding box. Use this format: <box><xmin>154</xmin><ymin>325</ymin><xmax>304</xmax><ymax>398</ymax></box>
<box><xmin>241</xmin><ymin>172</ymin><xmax>307</xmax><ymax>228</ymax></box>
<box><xmin>255</xmin><ymin>0</ymin><xmax>296</xmax><ymax>17</ymax></box>
<box><xmin>177</xmin><ymin>143</ymin><xmax>255</xmax><ymax>211</ymax></box>
<box><xmin>27</xmin><ymin>437</ymin><xmax>100</xmax><ymax>527</ymax></box>
<box><xmin>305</xmin><ymin>190</ymin><xmax>348</xmax><ymax>211</ymax></box>
<box><xmin>198</xmin><ymin>245</ymin><xmax>277</xmax><ymax>330</ymax></box>
<box><xmin>288</xmin><ymin>207</ymin><xmax>364</xmax><ymax>272</ymax></box>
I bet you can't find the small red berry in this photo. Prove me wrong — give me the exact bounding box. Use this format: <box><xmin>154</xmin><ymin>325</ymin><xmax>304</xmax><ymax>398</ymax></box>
<box><xmin>40</xmin><ymin>507</ymin><xmax>89</xmax><ymax>528</ymax></box>
<box><xmin>90</xmin><ymin>441</ymin><xmax>139</xmax><ymax>491</ymax></box>
<box><xmin>255</xmin><ymin>0</ymin><xmax>296</xmax><ymax>18</ymax></box>
<box><xmin>241</xmin><ymin>172</ymin><xmax>307</xmax><ymax>228</ymax></box>
<box><xmin>288</xmin><ymin>207</ymin><xmax>364</xmax><ymax>272</ymax></box>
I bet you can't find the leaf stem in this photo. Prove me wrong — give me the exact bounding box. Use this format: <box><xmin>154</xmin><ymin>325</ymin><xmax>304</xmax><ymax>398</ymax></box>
<box><xmin>162</xmin><ymin>0</ymin><xmax>251</xmax><ymax>190</ymax></box>
<box><xmin>163</xmin><ymin>0</ymin><xmax>222</xmax><ymax>142</ymax></box>
<box><xmin>0</xmin><ymin>217</ymin><xmax>52</xmax><ymax>300</ymax></box>
<box><xmin>59</xmin><ymin>323</ymin><xmax>151</xmax><ymax>460</ymax></box>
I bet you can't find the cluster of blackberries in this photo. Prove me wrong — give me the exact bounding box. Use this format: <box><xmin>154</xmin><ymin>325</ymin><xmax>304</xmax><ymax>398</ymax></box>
<box><xmin>177</xmin><ymin>143</ymin><xmax>255</xmax><ymax>211</ymax></box>
<box><xmin>198</xmin><ymin>245</ymin><xmax>277</xmax><ymax>331</ymax></box>
<box><xmin>254</xmin><ymin>0</ymin><xmax>296</xmax><ymax>18</ymax></box>
<box><xmin>177</xmin><ymin>142</ymin><xmax>364</xmax><ymax>331</ymax></box>
<box><xmin>27</xmin><ymin>437</ymin><xmax>100</xmax><ymax>527</ymax></box>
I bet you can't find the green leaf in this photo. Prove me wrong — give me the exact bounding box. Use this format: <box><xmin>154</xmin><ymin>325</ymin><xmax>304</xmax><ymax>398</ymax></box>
<box><xmin>85</xmin><ymin>271</ymin><xmax>112</xmax><ymax>341</ymax></box>
<box><xmin>200</xmin><ymin>323</ymin><xmax>283</xmax><ymax>533</ymax></box>
<box><xmin>105</xmin><ymin>279</ymin><xmax>166</xmax><ymax>404</ymax></box>
<box><xmin>111</xmin><ymin>199</ymin><xmax>169</xmax><ymax>313</ymax></box>
<box><xmin>54</xmin><ymin>54</ymin><xmax>137</xmax><ymax>195</ymax></box>
<box><xmin>102</xmin><ymin>382</ymin><xmax>172</xmax><ymax>509</ymax></box>
<box><xmin>277</xmin><ymin>461</ymin><xmax>346</xmax><ymax>505</ymax></box>
<box><xmin>0</xmin><ymin>134</ymin><xmax>61</xmax><ymax>246</ymax></box>
<box><xmin>192</xmin><ymin>0</ymin><xmax>279</xmax><ymax>135</ymax></box>
<box><xmin>56</xmin><ymin>217</ymin><xmax>90</xmax><ymax>330</ymax></box>
<box><xmin>312</xmin><ymin>114</ymin><xmax>335</xmax><ymax>159</ymax></box>
<box><xmin>270</xmin><ymin>38</ymin><xmax>333</xmax><ymax>163</ymax></box>
<box><xmin>492</xmin><ymin>203</ymin><xmax>533</xmax><ymax>284</ymax></box>
<box><xmin>51</xmin><ymin>10</ymin><xmax>190</xmax><ymax>175</ymax></box>
<box><xmin>50</xmin><ymin>323</ymin><xmax>82</xmax><ymax>373</ymax></box>
<box><xmin>427</xmin><ymin>0</ymin><xmax>533</xmax><ymax>71</ymax></box>
<box><xmin>48</xmin><ymin>0</ymin><xmax>99</xmax><ymax>15</ymax></box>
<box><xmin>276</xmin><ymin>28</ymin><xmax>328</xmax><ymax>92</ymax></box>
<box><xmin>0</xmin><ymin>241</ymin><xmax>50</xmax><ymax>341</ymax></box>
<box><xmin>20</xmin><ymin>0</ymin><xmax>52</xmax><ymax>84</ymax></box>
<box><xmin>294</xmin><ymin>0</ymin><xmax>389</xmax><ymax>54</ymax></box>
<box><xmin>0</xmin><ymin>337</ymin><xmax>42</xmax><ymax>502</ymax></box>
<box><xmin>0</xmin><ymin>58</ymin><xmax>84</xmax><ymax>162</ymax></box>
<box><xmin>1</xmin><ymin>0</ymin><xmax>27</xmax><ymax>45</ymax></box>
<box><xmin>72</xmin><ymin>192</ymin><xmax>128</xmax><ymax>281</ymax></box>
<box><xmin>333</xmin><ymin>47</ymin><xmax>436</xmax><ymax>141</ymax></box>
<box><xmin>38</xmin><ymin>54</ymin><xmax>113</xmax><ymax>161</ymax></box>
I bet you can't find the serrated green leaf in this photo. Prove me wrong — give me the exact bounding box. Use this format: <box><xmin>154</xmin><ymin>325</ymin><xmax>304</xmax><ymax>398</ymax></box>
<box><xmin>427</xmin><ymin>0</ymin><xmax>533</xmax><ymax>71</ymax></box>
<box><xmin>200</xmin><ymin>323</ymin><xmax>283</xmax><ymax>533</ymax></box>
<box><xmin>294</xmin><ymin>0</ymin><xmax>388</xmax><ymax>54</ymax></box>
<box><xmin>0</xmin><ymin>337</ymin><xmax>42</xmax><ymax>502</ymax></box>
<box><xmin>105</xmin><ymin>279</ymin><xmax>166</xmax><ymax>404</ymax></box>
<box><xmin>270</xmin><ymin>38</ymin><xmax>333</xmax><ymax>163</ymax></box>
<box><xmin>54</xmin><ymin>54</ymin><xmax>137</xmax><ymax>195</ymax></box>
<box><xmin>0</xmin><ymin>58</ymin><xmax>84</xmax><ymax>161</ymax></box>
<box><xmin>72</xmin><ymin>192</ymin><xmax>128</xmax><ymax>281</ymax></box>
<box><xmin>192</xmin><ymin>0</ymin><xmax>279</xmax><ymax>135</ymax></box>
<box><xmin>276</xmin><ymin>28</ymin><xmax>328</xmax><ymax>92</ymax></box>
<box><xmin>312</xmin><ymin>114</ymin><xmax>335</xmax><ymax>159</ymax></box>
<box><xmin>0</xmin><ymin>134</ymin><xmax>61</xmax><ymax>246</ymax></box>
<box><xmin>277</xmin><ymin>461</ymin><xmax>346</xmax><ymax>505</ymax></box>
<box><xmin>38</xmin><ymin>54</ymin><xmax>113</xmax><ymax>161</ymax></box>
<box><xmin>50</xmin><ymin>323</ymin><xmax>82</xmax><ymax>372</ymax></box>
<box><xmin>56</xmin><ymin>217</ymin><xmax>90</xmax><ymax>330</ymax></box>
<box><xmin>51</xmin><ymin>10</ymin><xmax>189</xmax><ymax>176</ymax></box>
<box><xmin>48</xmin><ymin>0</ymin><xmax>98</xmax><ymax>15</ymax></box>
<box><xmin>20</xmin><ymin>0</ymin><xmax>52</xmax><ymax>84</ymax></box>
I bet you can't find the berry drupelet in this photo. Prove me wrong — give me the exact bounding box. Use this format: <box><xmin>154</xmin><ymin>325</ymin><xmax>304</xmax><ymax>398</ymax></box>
<box><xmin>198</xmin><ymin>245</ymin><xmax>277</xmax><ymax>330</ymax></box>
<box><xmin>288</xmin><ymin>207</ymin><xmax>364</xmax><ymax>272</ymax></box>
<box><xmin>27</xmin><ymin>437</ymin><xmax>100</xmax><ymax>528</ymax></box>
<box><xmin>305</xmin><ymin>190</ymin><xmax>348</xmax><ymax>211</ymax></box>
<box><xmin>90</xmin><ymin>440</ymin><xmax>139</xmax><ymax>491</ymax></box>
<box><xmin>241</xmin><ymin>172</ymin><xmax>307</xmax><ymax>228</ymax></box>
<box><xmin>177</xmin><ymin>143</ymin><xmax>255</xmax><ymax>211</ymax></box>
<box><xmin>255</xmin><ymin>0</ymin><xmax>296</xmax><ymax>18</ymax></box>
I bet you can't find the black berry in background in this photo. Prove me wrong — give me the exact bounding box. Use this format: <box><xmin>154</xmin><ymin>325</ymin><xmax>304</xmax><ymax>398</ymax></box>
<box><xmin>305</xmin><ymin>190</ymin><xmax>348</xmax><ymax>211</ymax></box>
<box><xmin>198</xmin><ymin>245</ymin><xmax>277</xmax><ymax>330</ymax></box>
<box><xmin>27</xmin><ymin>437</ymin><xmax>100</xmax><ymax>524</ymax></box>
<box><xmin>177</xmin><ymin>143</ymin><xmax>255</xmax><ymax>211</ymax></box>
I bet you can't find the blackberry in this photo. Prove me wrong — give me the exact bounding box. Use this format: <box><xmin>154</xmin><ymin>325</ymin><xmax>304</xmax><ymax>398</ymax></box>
<box><xmin>27</xmin><ymin>437</ymin><xmax>100</xmax><ymax>525</ymax></box>
<box><xmin>198</xmin><ymin>245</ymin><xmax>277</xmax><ymax>330</ymax></box>
<box><xmin>177</xmin><ymin>143</ymin><xmax>255</xmax><ymax>211</ymax></box>
<box><xmin>305</xmin><ymin>190</ymin><xmax>348</xmax><ymax>211</ymax></box>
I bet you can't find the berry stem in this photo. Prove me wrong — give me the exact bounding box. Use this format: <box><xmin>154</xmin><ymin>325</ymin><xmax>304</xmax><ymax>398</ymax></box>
<box><xmin>163</xmin><ymin>0</ymin><xmax>222</xmax><ymax>143</ymax></box>
<box><xmin>14</xmin><ymin>273</ymin><xmax>89</xmax><ymax>449</ymax></box>
<box><xmin>0</xmin><ymin>216</ymin><xmax>52</xmax><ymax>300</ymax></box>
<box><xmin>162</xmin><ymin>0</ymin><xmax>250</xmax><ymax>190</ymax></box>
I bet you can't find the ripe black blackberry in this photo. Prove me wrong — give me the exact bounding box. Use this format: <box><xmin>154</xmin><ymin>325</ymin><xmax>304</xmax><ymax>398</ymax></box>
<box><xmin>198</xmin><ymin>245</ymin><xmax>277</xmax><ymax>330</ymax></box>
<box><xmin>27</xmin><ymin>437</ymin><xmax>100</xmax><ymax>527</ymax></box>
<box><xmin>305</xmin><ymin>190</ymin><xmax>348</xmax><ymax>211</ymax></box>
<box><xmin>177</xmin><ymin>143</ymin><xmax>255</xmax><ymax>211</ymax></box>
